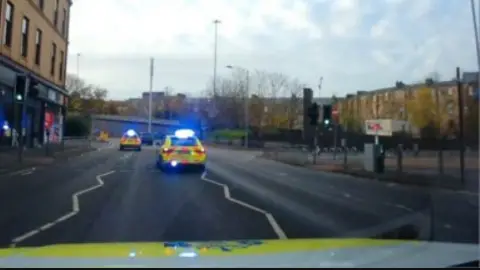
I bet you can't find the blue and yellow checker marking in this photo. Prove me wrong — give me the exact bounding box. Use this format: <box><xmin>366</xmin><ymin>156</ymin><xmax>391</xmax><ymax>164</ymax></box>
<box><xmin>0</xmin><ymin>239</ymin><xmax>417</xmax><ymax>258</ymax></box>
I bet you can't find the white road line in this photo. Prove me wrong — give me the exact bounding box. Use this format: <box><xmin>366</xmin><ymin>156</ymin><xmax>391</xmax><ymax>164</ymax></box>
<box><xmin>9</xmin><ymin>167</ymin><xmax>36</xmax><ymax>176</ymax></box>
<box><xmin>200</xmin><ymin>172</ymin><xmax>287</xmax><ymax>240</ymax></box>
<box><xmin>10</xmin><ymin>170</ymin><xmax>116</xmax><ymax>247</ymax></box>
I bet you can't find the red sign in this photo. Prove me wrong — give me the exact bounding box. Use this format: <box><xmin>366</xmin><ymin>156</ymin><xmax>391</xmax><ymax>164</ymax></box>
<box><xmin>367</xmin><ymin>123</ymin><xmax>382</xmax><ymax>132</ymax></box>
<box><xmin>44</xmin><ymin>112</ymin><xmax>54</xmax><ymax>129</ymax></box>
<box><xmin>332</xmin><ymin>105</ymin><xmax>339</xmax><ymax>121</ymax></box>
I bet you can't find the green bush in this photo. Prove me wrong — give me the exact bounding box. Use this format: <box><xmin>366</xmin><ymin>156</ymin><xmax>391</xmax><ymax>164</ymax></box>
<box><xmin>212</xmin><ymin>129</ymin><xmax>250</xmax><ymax>139</ymax></box>
<box><xmin>64</xmin><ymin>116</ymin><xmax>90</xmax><ymax>136</ymax></box>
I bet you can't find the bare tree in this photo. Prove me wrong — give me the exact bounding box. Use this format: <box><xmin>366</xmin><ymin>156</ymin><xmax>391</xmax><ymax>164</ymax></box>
<box><xmin>204</xmin><ymin>70</ymin><xmax>307</xmax><ymax>131</ymax></box>
<box><xmin>286</xmin><ymin>78</ymin><xmax>305</xmax><ymax>129</ymax></box>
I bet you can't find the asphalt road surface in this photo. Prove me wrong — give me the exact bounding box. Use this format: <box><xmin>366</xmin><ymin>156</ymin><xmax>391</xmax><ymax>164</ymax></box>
<box><xmin>0</xmin><ymin>142</ymin><xmax>477</xmax><ymax>249</ymax></box>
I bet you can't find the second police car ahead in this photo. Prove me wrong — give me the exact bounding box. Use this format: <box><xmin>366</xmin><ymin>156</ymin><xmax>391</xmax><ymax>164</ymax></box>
<box><xmin>156</xmin><ymin>129</ymin><xmax>206</xmax><ymax>171</ymax></box>
<box><xmin>119</xmin><ymin>129</ymin><xmax>142</xmax><ymax>151</ymax></box>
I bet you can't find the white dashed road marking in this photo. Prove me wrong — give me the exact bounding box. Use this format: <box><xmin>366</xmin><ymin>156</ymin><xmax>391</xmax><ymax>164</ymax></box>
<box><xmin>200</xmin><ymin>172</ymin><xmax>287</xmax><ymax>240</ymax></box>
<box><xmin>10</xmin><ymin>170</ymin><xmax>116</xmax><ymax>247</ymax></box>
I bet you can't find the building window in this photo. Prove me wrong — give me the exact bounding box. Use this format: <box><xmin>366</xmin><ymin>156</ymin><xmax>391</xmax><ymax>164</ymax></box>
<box><xmin>53</xmin><ymin>0</ymin><xmax>59</xmax><ymax>27</ymax></box>
<box><xmin>38</xmin><ymin>0</ymin><xmax>44</xmax><ymax>11</ymax></box>
<box><xmin>21</xmin><ymin>17</ymin><xmax>29</xmax><ymax>57</ymax></box>
<box><xmin>3</xmin><ymin>2</ymin><xmax>14</xmax><ymax>47</ymax></box>
<box><xmin>34</xmin><ymin>29</ymin><xmax>42</xmax><ymax>65</ymax></box>
<box><xmin>59</xmin><ymin>50</ymin><xmax>64</xmax><ymax>81</ymax></box>
<box><xmin>50</xmin><ymin>42</ymin><xmax>56</xmax><ymax>76</ymax></box>
<box><xmin>61</xmin><ymin>9</ymin><xmax>66</xmax><ymax>37</ymax></box>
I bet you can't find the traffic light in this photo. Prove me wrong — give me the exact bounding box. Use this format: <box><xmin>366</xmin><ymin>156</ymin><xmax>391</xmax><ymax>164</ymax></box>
<box><xmin>14</xmin><ymin>75</ymin><xmax>26</xmax><ymax>102</ymax></box>
<box><xmin>323</xmin><ymin>105</ymin><xmax>332</xmax><ymax>126</ymax></box>
<box><xmin>307</xmin><ymin>102</ymin><xmax>319</xmax><ymax>126</ymax></box>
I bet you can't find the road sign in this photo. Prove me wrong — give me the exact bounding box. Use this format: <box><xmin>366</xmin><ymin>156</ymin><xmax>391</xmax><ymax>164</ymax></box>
<box><xmin>364</xmin><ymin>119</ymin><xmax>391</xmax><ymax>136</ymax></box>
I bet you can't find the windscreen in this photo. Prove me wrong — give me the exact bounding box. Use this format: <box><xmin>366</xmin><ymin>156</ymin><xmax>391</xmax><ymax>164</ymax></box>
<box><xmin>170</xmin><ymin>137</ymin><xmax>198</xmax><ymax>146</ymax></box>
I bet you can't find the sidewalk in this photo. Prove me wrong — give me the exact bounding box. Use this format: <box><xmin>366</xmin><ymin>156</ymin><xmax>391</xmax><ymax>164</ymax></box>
<box><xmin>0</xmin><ymin>144</ymin><xmax>95</xmax><ymax>175</ymax></box>
<box><xmin>262</xmin><ymin>151</ymin><xmax>479</xmax><ymax>194</ymax></box>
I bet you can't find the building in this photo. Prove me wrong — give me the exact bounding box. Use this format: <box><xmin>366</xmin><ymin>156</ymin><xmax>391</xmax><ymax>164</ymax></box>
<box><xmin>0</xmin><ymin>0</ymin><xmax>72</xmax><ymax>147</ymax></box>
<box><xmin>335</xmin><ymin>74</ymin><xmax>479</xmax><ymax>139</ymax></box>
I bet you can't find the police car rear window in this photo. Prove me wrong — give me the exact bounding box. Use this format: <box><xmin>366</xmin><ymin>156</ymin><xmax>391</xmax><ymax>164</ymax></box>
<box><xmin>171</xmin><ymin>137</ymin><xmax>197</xmax><ymax>146</ymax></box>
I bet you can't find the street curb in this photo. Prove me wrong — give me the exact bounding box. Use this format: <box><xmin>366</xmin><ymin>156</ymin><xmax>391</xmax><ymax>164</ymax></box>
<box><xmin>257</xmin><ymin>155</ymin><xmax>479</xmax><ymax>196</ymax></box>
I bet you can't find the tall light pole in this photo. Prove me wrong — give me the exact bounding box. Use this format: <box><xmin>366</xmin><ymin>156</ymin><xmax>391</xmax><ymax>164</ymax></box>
<box><xmin>226</xmin><ymin>65</ymin><xmax>249</xmax><ymax>148</ymax></box>
<box><xmin>148</xmin><ymin>57</ymin><xmax>154</xmax><ymax>133</ymax></box>
<box><xmin>470</xmin><ymin>0</ymin><xmax>480</xmax><ymax>85</ymax></box>
<box><xmin>213</xmin><ymin>20</ymin><xmax>221</xmax><ymax>99</ymax></box>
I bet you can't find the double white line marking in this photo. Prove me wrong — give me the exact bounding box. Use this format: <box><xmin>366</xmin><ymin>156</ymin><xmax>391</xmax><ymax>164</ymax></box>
<box><xmin>200</xmin><ymin>172</ymin><xmax>287</xmax><ymax>240</ymax></box>
<box><xmin>10</xmin><ymin>170</ymin><xmax>116</xmax><ymax>247</ymax></box>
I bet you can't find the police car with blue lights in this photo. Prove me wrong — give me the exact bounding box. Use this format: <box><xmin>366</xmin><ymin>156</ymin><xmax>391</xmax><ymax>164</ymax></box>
<box><xmin>119</xmin><ymin>129</ymin><xmax>142</xmax><ymax>151</ymax></box>
<box><xmin>156</xmin><ymin>129</ymin><xmax>206</xmax><ymax>171</ymax></box>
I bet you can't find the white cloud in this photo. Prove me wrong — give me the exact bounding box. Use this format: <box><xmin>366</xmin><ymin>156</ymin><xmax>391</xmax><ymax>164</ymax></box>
<box><xmin>67</xmin><ymin>0</ymin><xmax>478</xmax><ymax>100</ymax></box>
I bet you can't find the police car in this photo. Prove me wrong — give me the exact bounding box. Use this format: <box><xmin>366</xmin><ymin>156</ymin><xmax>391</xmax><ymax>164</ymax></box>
<box><xmin>156</xmin><ymin>129</ymin><xmax>206</xmax><ymax>171</ymax></box>
<box><xmin>119</xmin><ymin>129</ymin><xmax>142</xmax><ymax>151</ymax></box>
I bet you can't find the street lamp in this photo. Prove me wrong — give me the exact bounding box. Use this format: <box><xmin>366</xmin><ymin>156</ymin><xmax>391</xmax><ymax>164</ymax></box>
<box><xmin>470</xmin><ymin>0</ymin><xmax>480</xmax><ymax>86</ymax></box>
<box><xmin>226</xmin><ymin>65</ymin><xmax>249</xmax><ymax>148</ymax></box>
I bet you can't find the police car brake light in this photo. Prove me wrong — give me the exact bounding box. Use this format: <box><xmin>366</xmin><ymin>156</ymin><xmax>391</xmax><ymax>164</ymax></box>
<box><xmin>174</xmin><ymin>129</ymin><xmax>195</xmax><ymax>138</ymax></box>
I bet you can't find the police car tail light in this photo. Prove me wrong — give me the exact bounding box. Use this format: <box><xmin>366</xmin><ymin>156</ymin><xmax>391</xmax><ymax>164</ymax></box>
<box><xmin>162</xmin><ymin>148</ymin><xmax>174</xmax><ymax>154</ymax></box>
<box><xmin>194</xmin><ymin>147</ymin><xmax>205</xmax><ymax>154</ymax></box>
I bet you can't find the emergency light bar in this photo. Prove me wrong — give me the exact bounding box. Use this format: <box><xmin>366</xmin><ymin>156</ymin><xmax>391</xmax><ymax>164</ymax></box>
<box><xmin>126</xmin><ymin>129</ymin><xmax>137</xmax><ymax>137</ymax></box>
<box><xmin>174</xmin><ymin>129</ymin><xmax>195</xmax><ymax>138</ymax></box>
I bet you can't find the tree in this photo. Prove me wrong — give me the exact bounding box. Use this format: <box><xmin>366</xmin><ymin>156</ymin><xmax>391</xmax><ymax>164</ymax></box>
<box><xmin>204</xmin><ymin>69</ymin><xmax>307</xmax><ymax>131</ymax></box>
<box><xmin>407</xmin><ymin>86</ymin><xmax>449</xmax><ymax>137</ymax></box>
<box><xmin>65</xmin><ymin>73</ymin><xmax>110</xmax><ymax>115</ymax></box>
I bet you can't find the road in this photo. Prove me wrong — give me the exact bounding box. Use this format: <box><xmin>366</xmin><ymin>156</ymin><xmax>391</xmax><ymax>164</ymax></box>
<box><xmin>0</xmin><ymin>141</ymin><xmax>477</xmax><ymax>249</ymax></box>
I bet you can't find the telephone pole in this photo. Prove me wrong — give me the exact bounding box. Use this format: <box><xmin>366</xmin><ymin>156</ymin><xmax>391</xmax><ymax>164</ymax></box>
<box><xmin>148</xmin><ymin>57</ymin><xmax>154</xmax><ymax>133</ymax></box>
<box><xmin>212</xmin><ymin>20</ymin><xmax>221</xmax><ymax>98</ymax></box>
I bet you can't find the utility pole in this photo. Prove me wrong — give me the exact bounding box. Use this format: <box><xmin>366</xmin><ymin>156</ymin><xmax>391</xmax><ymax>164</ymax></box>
<box><xmin>212</xmin><ymin>20</ymin><xmax>221</xmax><ymax>100</ymax></box>
<box><xmin>315</xmin><ymin>77</ymin><xmax>323</xmax><ymax>158</ymax></box>
<box><xmin>245</xmin><ymin>70</ymin><xmax>250</xmax><ymax>148</ymax></box>
<box><xmin>148</xmin><ymin>57</ymin><xmax>154</xmax><ymax>133</ymax></box>
<box><xmin>470</xmin><ymin>0</ymin><xmax>480</xmax><ymax>85</ymax></box>
<box><xmin>456</xmin><ymin>67</ymin><xmax>465</xmax><ymax>185</ymax></box>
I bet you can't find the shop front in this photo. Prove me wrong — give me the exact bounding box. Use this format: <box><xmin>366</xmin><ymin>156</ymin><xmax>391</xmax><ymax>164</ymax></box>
<box><xmin>0</xmin><ymin>55</ymin><xmax>68</xmax><ymax>148</ymax></box>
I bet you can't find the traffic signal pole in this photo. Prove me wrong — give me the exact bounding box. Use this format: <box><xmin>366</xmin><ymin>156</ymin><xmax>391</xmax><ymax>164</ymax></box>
<box><xmin>333</xmin><ymin>121</ymin><xmax>338</xmax><ymax>160</ymax></box>
<box><xmin>17</xmin><ymin>74</ymin><xmax>30</xmax><ymax>163</ymax></box>
<box><xmin>313</xmin><ymin>125</ymin><xmax>318</xmax><ymax>165</ymax></box>
<box><xmin>308</xmin><ymin>102</ymin><xmax>319</xmax><ymax>165</ymax></box>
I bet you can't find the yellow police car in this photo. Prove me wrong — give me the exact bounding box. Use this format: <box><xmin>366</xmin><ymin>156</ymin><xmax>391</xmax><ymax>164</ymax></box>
<box><xmin>156</xmin><ymin>129</ymin><xmax>206</xmax><ymax>171</ymax></box>
<box><xmin>119</xmin><ymin>129</ymin><xmax>142</xmax><ymax>151</ymax></box>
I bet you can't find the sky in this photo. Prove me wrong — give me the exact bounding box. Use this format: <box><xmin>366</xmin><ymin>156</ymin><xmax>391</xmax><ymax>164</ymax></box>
<box><xmin>66</xmin><ymin>0</ymin><xmax>479</xmax><ymax>100</ymax></box>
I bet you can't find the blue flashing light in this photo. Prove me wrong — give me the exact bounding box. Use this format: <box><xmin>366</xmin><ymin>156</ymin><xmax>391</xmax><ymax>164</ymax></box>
<box><xmin>2</xmin><ymin>122</ymin><xmax>9</xmax><ymax>131</ymax></box>
<box><xmin>126</xmin><ymin>129</ymin><xmax>136</xmax><ymax>137</ymax></box>
<box><xmin>174</xmin><ymin>129</ymin><xmax>195</xmax><ymax>138</ymax></box>
<box><xmin>170</xmin><ymin>161</ymin><xmax>178</xmax><ymax>167</ymax></box>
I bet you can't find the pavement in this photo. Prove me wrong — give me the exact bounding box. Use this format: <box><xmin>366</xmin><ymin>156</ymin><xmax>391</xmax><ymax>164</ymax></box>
<box><xmin>0</xmin><ymin>141</ymin><xmax>110</xmax><ymax>175</ymax></box>
<box><xmin>0</xmin><ymin>141</ymin><xmax>477</xmax><ymax>250</ymax></box>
